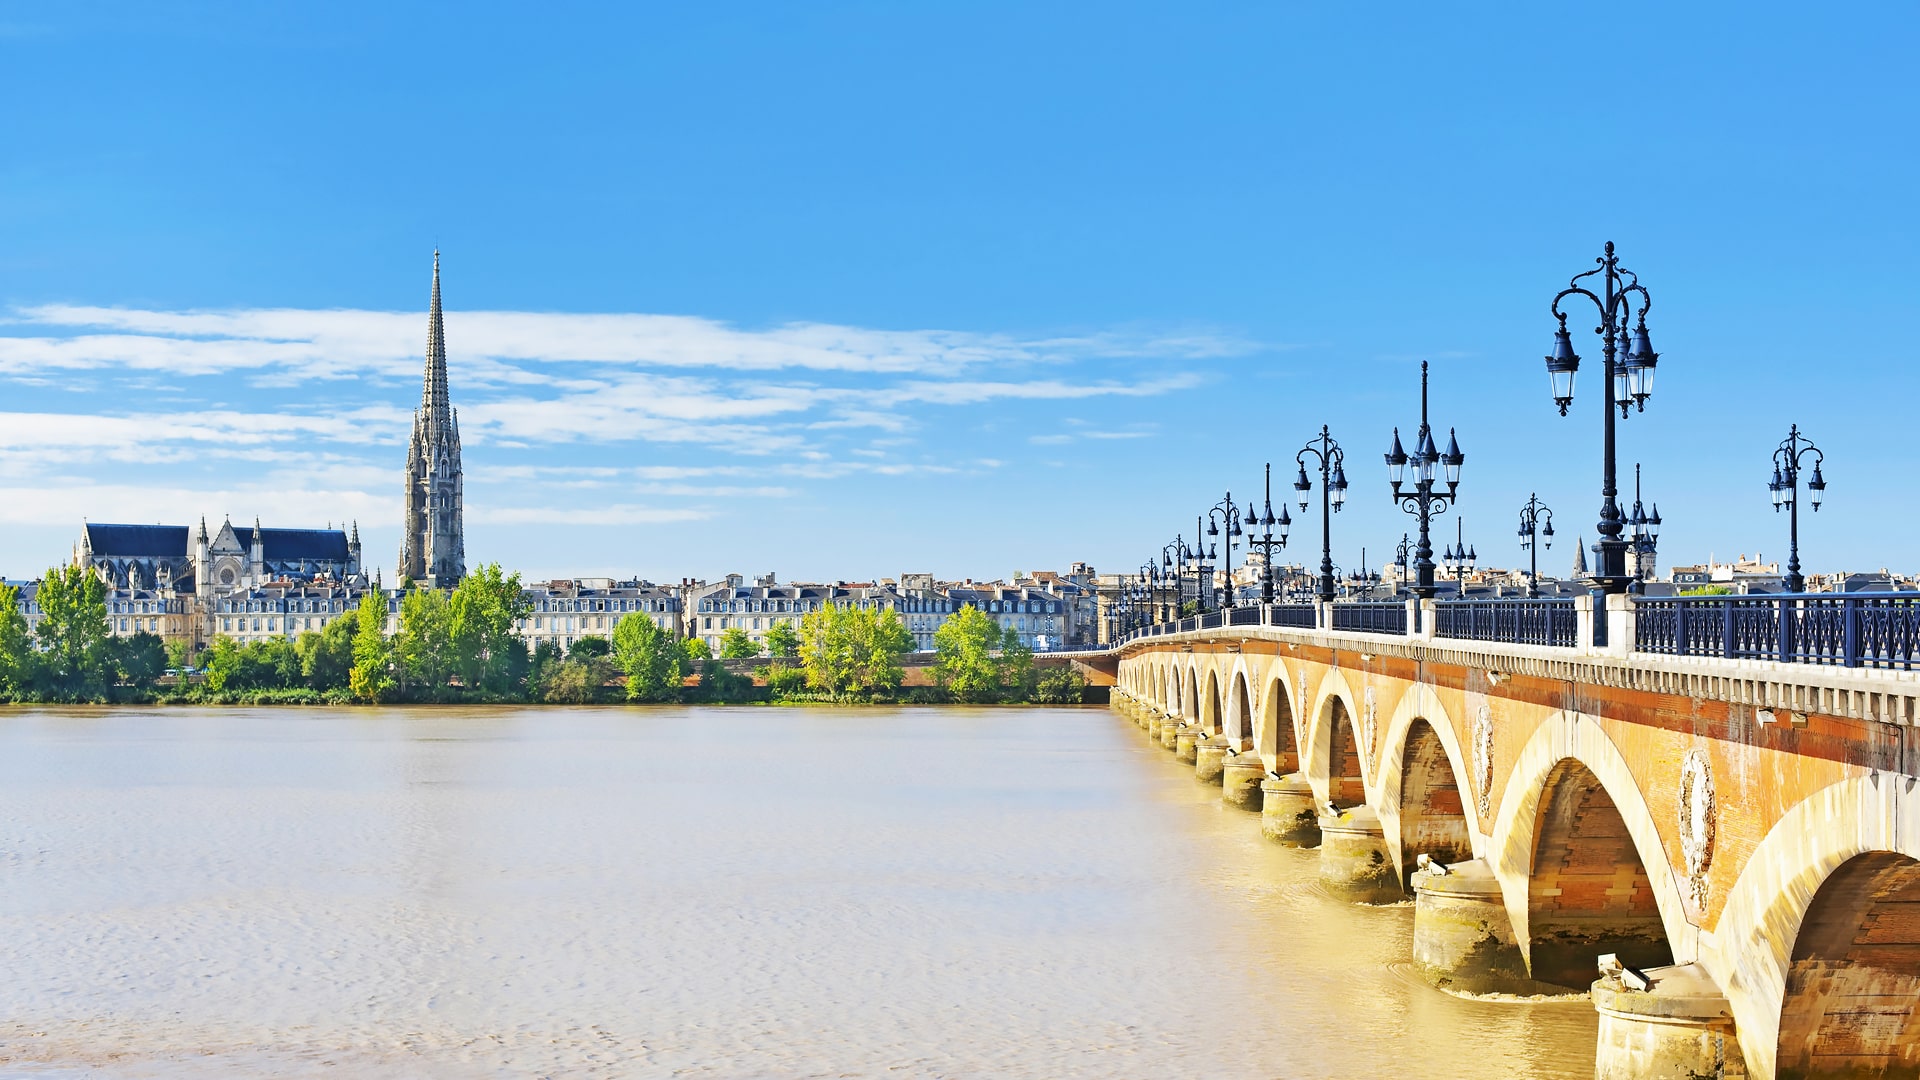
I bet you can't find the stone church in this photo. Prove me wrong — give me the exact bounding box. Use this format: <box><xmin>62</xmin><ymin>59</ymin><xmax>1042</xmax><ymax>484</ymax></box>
<box><xmin>397</xmin><ymin>250</ymin><xmax>466</xmax><ymax>589</ymax></box>
<box><xmin>64</xmin><ymin>249</ymin><xmax>470</xmax><ymax>648</ymax></box>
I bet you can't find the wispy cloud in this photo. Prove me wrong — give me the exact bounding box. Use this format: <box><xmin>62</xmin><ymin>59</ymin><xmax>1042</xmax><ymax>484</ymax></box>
<box><xmin>0</xmin><ymin>303</ymin><xmax>1248</xmax><ymax>562</ymax></box>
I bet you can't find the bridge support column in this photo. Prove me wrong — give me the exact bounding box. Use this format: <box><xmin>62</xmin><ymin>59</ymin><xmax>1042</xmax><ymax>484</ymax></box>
<box><xmin>1194</xmin><ymin>735</ymin><xmax>1231</xmax><ymax>783</ymax></box>
<box><xmin>1410</xmin><ymin>858</ymin><xmax>1530</xmax><ymax>994</ymax></box>
<box><xmin>1145</xmin><ymin>711</ymin><xmax>1165</xmax><ymax>738</ymax></box>
<box><xmin>1174</xmin><ymin>727</ymin><xmax>1203</xmax><ymax>764</ymax></box>
<box><xmin>1160</xmin><ymin>719</ymin><xmax>1182</xmax><ymax>750</ymax></box>
<box><xmin>1317</xmin><ymin>806</ymin><xmax>1402</xmax><ymax>904</ymax></box>
<box><xmin>1592</xmin><ymin>964</ymin><xmax>1745</xmax><ymax>1079</ymax></box>
<box><xmin>1260</xmin><ymin>773</ymin><xmax>1321</xmax><ymax>846</ymax></box>
<box><xmin>1220</xmin><ymin>753</ymin><xmax>1264</xmax><ymax>810</ymax></box>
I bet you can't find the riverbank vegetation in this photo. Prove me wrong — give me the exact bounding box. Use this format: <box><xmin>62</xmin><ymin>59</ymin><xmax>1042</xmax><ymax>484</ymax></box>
<box><xmin>0</xmin><ymin>564</ymin><xmax>1087</xmax><ymax>706</ymax></box>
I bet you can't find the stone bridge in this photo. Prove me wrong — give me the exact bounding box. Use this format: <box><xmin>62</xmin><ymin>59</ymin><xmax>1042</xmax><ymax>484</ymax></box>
<box><xmin>1092</xmin><ymin>593</ymin><xmax>1920</xmax><ymax>1080</ymax></box>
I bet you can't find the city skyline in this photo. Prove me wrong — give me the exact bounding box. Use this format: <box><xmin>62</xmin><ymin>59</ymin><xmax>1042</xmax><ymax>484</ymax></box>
<box><xmin>2</xmin><ymin>5</ymin><xmax>1915</xmax><ymax>582</ymax></box>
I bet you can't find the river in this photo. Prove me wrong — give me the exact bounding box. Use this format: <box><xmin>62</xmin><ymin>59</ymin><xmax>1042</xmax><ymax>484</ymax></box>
<box><xmin>0</xmin><ymin>705</ymin><xmax>1596</xmax><ymax>1078</ymax></box>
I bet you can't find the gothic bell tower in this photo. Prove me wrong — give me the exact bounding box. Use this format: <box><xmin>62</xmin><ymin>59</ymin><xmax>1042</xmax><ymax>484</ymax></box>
<box><xmin>398</xmin><ymin>250</ymin><xmax>467</xmax><ymax>588</ymax></box>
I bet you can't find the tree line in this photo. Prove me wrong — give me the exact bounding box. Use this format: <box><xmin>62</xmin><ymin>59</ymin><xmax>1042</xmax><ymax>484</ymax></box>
<box><xmin>0</xmin><ymin>565</ymin><xmax>1083</xmax><ymax>706</ymax></box>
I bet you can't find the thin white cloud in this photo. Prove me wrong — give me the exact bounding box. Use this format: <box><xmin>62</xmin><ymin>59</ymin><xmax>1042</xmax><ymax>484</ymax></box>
<box><xmin>5</xmin><ymin>305</ymin><xmax>1260</xmax><ymax>379</ymax></box>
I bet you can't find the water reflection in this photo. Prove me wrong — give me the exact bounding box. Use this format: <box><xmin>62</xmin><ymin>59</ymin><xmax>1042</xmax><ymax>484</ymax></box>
<box><xmin>0</xmin><ymin>706</ymin><xmax>1595</xmax><ymax>1078</ymax></box>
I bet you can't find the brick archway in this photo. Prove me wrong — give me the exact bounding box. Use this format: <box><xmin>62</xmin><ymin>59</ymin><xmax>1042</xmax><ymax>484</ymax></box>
<box><xmin>1395</xmin><ymin>720</ymin><xmax>1473</xmax><ymax>882</ymax></box>
<box><xmin>1775</xmin><ymin>852</ymin><xmax>1920</xmax><ymax>1079</ymax></box>
<box><xmin>1523</xmin><ymin>758</ymin><xmax>1675</xmax><ymax>988</ymax></box>
<box><xmin>1258</xmin><ymin>666</ymin><xmax>1299</xmax><ymax>774</ymax></box>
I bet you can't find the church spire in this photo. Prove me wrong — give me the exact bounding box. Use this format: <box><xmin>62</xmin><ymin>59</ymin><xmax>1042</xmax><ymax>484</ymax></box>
<box><xmin>400</xmin><ymin>248</ymin><xmax>467</xmax><ymax>589</ymax></box>
<box><xmin>423</xmin><ymin>249</ymin><xmax>451</xmax><ymax>423</ymax></box>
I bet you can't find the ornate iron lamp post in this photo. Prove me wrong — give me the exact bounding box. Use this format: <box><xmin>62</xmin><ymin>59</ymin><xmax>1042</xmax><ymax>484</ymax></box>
<box><xmin>1391</xmin><ymin>532</ymin><xmax>1415</xmax><ymax>596</ymax></box>
<box><xmin>1385</xmin><ymin>361</ymin><xmax>1465</xmax><ymax>599</ymax></box>
<box><xmin>1517</xmin><ymin>494</ymin><xmax>1555</xmax><ymax>598</ymax></box>
<box><xmin>1206</xmin><ymin>493</ymin><xmax>1243</xmax><ymax>610</ymax></box>
<box><xmin>1627</xmin><ymin>463</ymin><xmax>1662</xmax><ymax>590</ymax></box>
<box><xmin>1544</xmin><ymin>241</ymin><xmax>1662</xmax><ymax>594</ymax></box>
<box><xmin>1769</xmin><ymin>424</ymin><xmax>1826</xmax><ymax>593</ymax></box>
<box><xmin>1441</xmin><ymin>518</ymin><xmax>1476</xmax><ymax>593</ymax></box>
<box><xmin>1245</xmin><ymin>463</ymin><xmax>1291</xmax><ymax>604</ymax></box>
<box><xmin>1294</xmin><ymin>425</ymin><xmax>1348</xmax><ymax>603</ymax></box>
<box><xmin>1160</xmin><ymin>538</ymin><xmax>1194</xmax><ymax>622</ymax></box>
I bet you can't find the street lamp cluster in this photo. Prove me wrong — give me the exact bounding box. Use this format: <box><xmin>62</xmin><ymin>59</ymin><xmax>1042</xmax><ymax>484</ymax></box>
<box><xmin>1109</xmin><ymin>240</ymin><xmax>1840</xmax><ymax>640</ymax></box>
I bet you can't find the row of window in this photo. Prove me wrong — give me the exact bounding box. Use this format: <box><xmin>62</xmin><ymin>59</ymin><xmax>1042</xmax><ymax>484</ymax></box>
<box><xmin>531</xmin><ymin>597</ymin><xmax>674</xmax><ymax>613</ymax></box>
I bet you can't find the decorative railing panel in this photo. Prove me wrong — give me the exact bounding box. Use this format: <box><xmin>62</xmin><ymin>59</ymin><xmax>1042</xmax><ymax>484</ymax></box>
<box><xmin>1434</xmin><ymin>599</ymin><xmax>1576</xmax><ymax>648</ymax></box>
<box><xmin>1330</xmin><ymin>601</ymin><xmax>1407</xmax><ymax>636</ymax></box>
<box><xmin>1635</xmin><ymin>593</ymin><xmax>1920</xmax><ymax>670</ymax></box>
<box><xmin>1228</xmin><ymin>606</ymin><xmax>1261</xmax><ymax>626</ymax></box>
<box><xmin>1267</xmin><ymin>603</ymin><xmax>1318</xmax><ymax>629</ymax></box>
<box><xmin>1200</xmin><ymin>611</ymin><xmax>1224</xmax><ymax>629</ymax></box>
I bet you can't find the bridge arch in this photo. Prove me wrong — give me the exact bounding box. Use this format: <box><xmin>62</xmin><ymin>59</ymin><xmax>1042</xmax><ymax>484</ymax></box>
<box><xmin>1490</xmin><ymin>711</ymin><xmax>1695</xmax><ymax>989</ymax></box>
<box><xmin>1182</xmin><ymin>662</ymin><xmax>1201</xmax><ymax>722</ymax></box>
<box><xmin>1201</xmin><ymin>668</ymin><xmax>1223</xmax><ymax>734</ymax></box>
<box><xmin>1374</xmin><ymin>683</ymin><xmax>1476</xmax><ymax>887</ymax></box>
<box><xmin>1305</xmin><ymin>669</ymin><xmax>1365</xmax><ymax>809</ymax></box>
<box><xmin>1258</xmin><ymin>663</ymin><xmax>1300</xmax><ymax>774</ymax></box>
<box><xmin>1225</xmin><ymin>666</ymin><xmax>1253</xmax><ymax>748</ymax></box>
<box><xmin>1712</xmin><ymin>774</ymin><xmax>1920</xmax><ymax>1080</ymax></box>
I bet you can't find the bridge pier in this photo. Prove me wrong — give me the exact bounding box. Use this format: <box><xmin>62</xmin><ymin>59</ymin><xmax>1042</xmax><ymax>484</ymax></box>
<box><xmin>1220</xmin><ymin>753</ymin><xmax>1264</xmax><ymax>810</ymax></box>
<box><xmin>1260</xmin><ymin>773</ymin><xmax>1321</xmax><ymax>846</ymax></box>
<box><xmin>1194</xmin><ymin>735</ymin><xmax>1231</xmax><ymax>783</ymax></box>
<box><xmin>1592</xmin><ymin>964</ymin><xmax>1746</xmax><ymax>1079</ymax></box>
<box><xmin>1409</xmin><ymin>858</ymin><xmax>1530</xmax><ymax>995</ymax></box>
<box><xmin>1174</xmin><ymin>726</ymin><xmax>1202</xmax><ymax>764</ymax></box>
<box><xmin>1160</xmin><ymin>718</ymin><xmax>1181</xmax><ymax>750</ymax></box>
<box><xmin>1317</xmin><ymin>805</ymin><xmax>1402</xmax><ymax>904</ymax></box>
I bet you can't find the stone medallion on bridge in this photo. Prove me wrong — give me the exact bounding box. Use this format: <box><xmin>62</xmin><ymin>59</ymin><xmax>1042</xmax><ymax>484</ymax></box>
<box><xmin>1471</xmin><ymin>705</ymin><xmax>1494</xmax><ymax>820</ymax></box>
<box><xmin>1679</xmin><ymin>749</ymin><xmax>1716</xmax><ymax>909</ymax></box>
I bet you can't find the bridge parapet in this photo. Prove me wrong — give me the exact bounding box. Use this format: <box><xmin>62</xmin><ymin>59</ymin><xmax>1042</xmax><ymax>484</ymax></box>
<box><xmin>1100</xmin><ymin>595</ymin><xmax>1920</xmax><ymax>726</ymax></box>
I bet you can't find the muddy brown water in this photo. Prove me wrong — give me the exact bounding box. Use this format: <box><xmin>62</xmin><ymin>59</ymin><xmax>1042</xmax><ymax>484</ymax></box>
<box><xmin>0</xmin><ymin>705</ymin><xmax>1597</xmax><ymax>1078</ymax></box>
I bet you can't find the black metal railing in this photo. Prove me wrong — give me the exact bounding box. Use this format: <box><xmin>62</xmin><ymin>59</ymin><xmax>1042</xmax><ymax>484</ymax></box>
<box><xmin>1635</xmin><ymin>592</ymin><xmax>1920</xmax><ymax>669</ymax></box>
<box><xmin>1434</xmin><ymin>599</ymin><xmax>1577</xmax><ymax>648</ymax></box>
<box><xmin>1330</xmin><ymin>601</ymin><xmax>1408</xmax><ymax>635</ymax></box>
<box><xmin>1200</xmin><ymin>611</ymin><xmax>1224</xmax><ymax>629</ymax></box>
<box><xmin>1229</xmin><ymin>606</ymin><xmax>1262</xmax><ymax>626</ymax></box>
<box><xmin>1266</xmin><ymin>603</ymin><xmax>1318</xmax><ymax>629</ymax></box>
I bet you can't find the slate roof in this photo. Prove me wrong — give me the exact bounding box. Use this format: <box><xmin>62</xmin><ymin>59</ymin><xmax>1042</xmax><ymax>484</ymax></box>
<box><xmin>259</xmin><ymin>528</ymin><xmax>351</xmax><ymax>563</ymax></box>
<box><xmin>85</xmin><ymin>524</ymin><xmax>190</xmax><ymax>558</ymax></box>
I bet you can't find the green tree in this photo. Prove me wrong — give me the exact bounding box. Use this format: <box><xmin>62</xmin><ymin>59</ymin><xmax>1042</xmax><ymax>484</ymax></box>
<box><xmin>694</xmin><ymin>659</ymin><xmax>754</xmax><ymax>702</ymax></box>
<box><xmin>611</xmin><ymin>613</ymin><xmax>683</xmax><ymax>702</ymax></box>
<box><xmin>108</xmin><ymin>631</ymin><xmax>168</xmax><ymax>687</ymax></box>
<box><xmin>764</xmin><ymin>620</ymin><xmax>801</xmax><ymax>658</ymax></box>
<box><xmin>448</xmin><ymin>563</ymin><xmax>532</xmax><ymax>693</ymax></box>
<box><xmin>396</xmin><ymin>587</ymin><xmax>454</xmax><ymax>693</ymax></box>
<box><xmin>542</xmin><ymin>655</ymin><xmax>615</xmax><ymax>703</ymax></box>
<box><xmin>164</xmin><ymin>637</ymin><xmax>195</xmax><ymax>673</ymax></box>
<box><xmin>799</xmin><ymin>604</ymin><xmax>912</xmax><ymax>695</ymax></box>
<box><xmin>34</xmin><ymin>564</ymin><xmax>109</xmax><ymax>697</ymax></box>
<box><xmin>718</xmin><ymin>626</ymin><xmax>762</xmax><ymax>659</ymax></box>
<box><xmin>1031</xmin><ymin>667</ymin><xmax>1087</xmax><ymax>705</ymax></box>
<box><xmin>204</xmin><ymin>637</ymin><xmax>300</xmax><ymax>692</ymax></box>
<box><xmin>0</xmin><ymin>582</ymin><xmax>33</xmax><ymax>696</ymax></box>
<box><xmin>297</xmin><ymin>615</ymin><xmax>357</xmax><ymax>691</ymax></box>
<box><xmin>348</xmin><ymin>590</ymin><xmax>396</xmax><ymax>703</ymax></box>
<box><xmin>568</xmin><ymin>635</ymin><xmax>611</xmax><ymax>658</ymax></box>
<box><xmin>997</xmin><ymin>626</ymin><xmax>1035</xmax><ymax>698</ymax></box>
<box><xmin>682</xmin><ymin>636</ymin><xmax>713</xmax><ymax>662</ymax></box>
<box><xmin>931</xmin><ymin>604</ymin><xmax>1002</xmax><ymax>701</ymax></box>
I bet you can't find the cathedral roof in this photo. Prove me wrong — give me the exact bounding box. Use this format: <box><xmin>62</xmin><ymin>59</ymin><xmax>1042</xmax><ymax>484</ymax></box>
<box><xmin>258</xmin><ymin>528</ymin><xmax>352</xmax><ymax>563</ymax></box>
<box><xmin>84</xmin><ymin>523</ymin><xmax>190</xmax><ymax>558</ymax></box>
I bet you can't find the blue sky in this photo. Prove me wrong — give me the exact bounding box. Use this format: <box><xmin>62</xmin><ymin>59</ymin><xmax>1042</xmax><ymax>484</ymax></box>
<box><xmin>1</xmin><ymin>3</ymin><xmax>1914</xmax><ymax>584</ymax></box>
